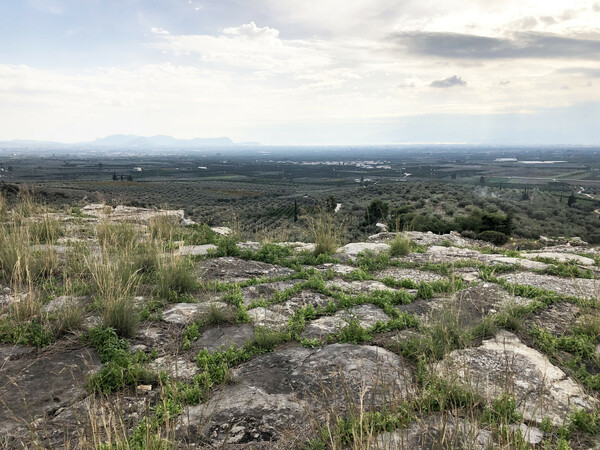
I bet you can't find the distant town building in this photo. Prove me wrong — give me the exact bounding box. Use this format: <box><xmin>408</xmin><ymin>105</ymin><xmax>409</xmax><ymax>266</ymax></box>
<box><xmin>133</xmin><ymin>167</ymin><xmax>143</xmax><ymax>172</ymax></box>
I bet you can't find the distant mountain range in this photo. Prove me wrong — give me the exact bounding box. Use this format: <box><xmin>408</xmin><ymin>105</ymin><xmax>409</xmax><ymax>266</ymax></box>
<box><xmin>0</xmin><ymin>135</ymin><xmax>258</xmax><ymax>150</ymax></box>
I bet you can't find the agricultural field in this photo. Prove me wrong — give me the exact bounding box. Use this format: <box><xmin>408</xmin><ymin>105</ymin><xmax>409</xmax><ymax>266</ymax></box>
<box><xmin>1</xmin><ymin>145</ymin><xmax>599</xmax><ymax>244</ymax></box>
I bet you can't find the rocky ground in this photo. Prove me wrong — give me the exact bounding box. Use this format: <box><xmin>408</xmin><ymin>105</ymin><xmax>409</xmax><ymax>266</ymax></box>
<box><xmin>1</xmin><ymin>205</ymin><xmax>600</xmax><ymax>449</ymax></box>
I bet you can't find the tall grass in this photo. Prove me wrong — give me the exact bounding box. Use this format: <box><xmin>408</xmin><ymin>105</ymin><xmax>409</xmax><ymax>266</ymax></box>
<box><xmin>389</xmin><ymin>234</ymin><xmax>411</xmax><ymax>257</ymax></box>
<box><xmin>154</xmin><ymin>251</ymin><xmax>197</xmax><ymax>300</ymax></box>
<box><xmin>148</xmin><ymin>213</ymin><xmax>178</xmax><ymax>242</ymax></box>
<box><xmin>87</xmin><ymin>250</ymin><xmax>141</xmax><ymax>337</ymax></box>
<box><xmin>307</xmin><ymin>210</ymin><xmax>343</xmax><ymax>256</ymax></box>
<box><xmin>96</xmin><ymin>220</ymin><xmax>138</xmax><ymax>249</ymax></box>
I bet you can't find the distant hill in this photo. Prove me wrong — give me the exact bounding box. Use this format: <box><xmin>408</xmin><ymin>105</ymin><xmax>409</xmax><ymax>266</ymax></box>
<box><xmin>0</xmin><ymin>134</ymin><xmax>241</xmax><ymax>150</ymax></box>
<box><xmin>87</xmin><ymin>134</ymin><xmax>235</xmax><ymax>148</ymax></box>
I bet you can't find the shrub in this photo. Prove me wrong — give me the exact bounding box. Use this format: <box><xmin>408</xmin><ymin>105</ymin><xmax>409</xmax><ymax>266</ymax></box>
<box><xmin>307</xmin><ymin>211</ymin><xmax>342</xmax><ymax>256</ymax></box>
<box><xmin>460</xmin><ymin>230</ymin><xmax>477</xmax><ymax>239</ymax></box>
<box><xmin>477</xmin><ymin>230</ymin><xmax>509</xmax><ymax>246</ymax></box>
<box><xmin>364</xmin><ymin>199</ymin><xmax>389</xmax><ymax>225</ymax></box>
<box><xmin>389</xmin><ymin>234</ymin><xmax>411</xmax><ymax>257</ymax></box>
<box><xmin>148</xmin><ymin>213</ymin><xmax>179</xmax><ymax>241</ymax></box>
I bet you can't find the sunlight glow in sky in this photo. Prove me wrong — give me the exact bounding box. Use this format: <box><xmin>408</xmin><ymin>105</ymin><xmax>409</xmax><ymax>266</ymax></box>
<box><xmin>1</xmin><ymin>0</ymin><xmax>600</xmax><ymax>144</ymax></box>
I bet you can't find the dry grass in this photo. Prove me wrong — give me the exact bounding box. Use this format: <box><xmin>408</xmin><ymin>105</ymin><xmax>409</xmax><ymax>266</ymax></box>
<box><xmin>306</xmin><ymin>209</ymin><xmax>344</xmax><ymax>256</ymax></box>
<box><xmin>86</xmin><ymin>249</ymin><xmax>141</xmax><ymax>337</ymax></box>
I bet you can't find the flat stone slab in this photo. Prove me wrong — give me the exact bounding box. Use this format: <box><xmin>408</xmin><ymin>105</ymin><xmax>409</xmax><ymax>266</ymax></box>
<box><xmin>436</xmin><ymin>331</ymin><xmax>597</xmax><ymax>426</ymax></box>
<box><xmin>526</xmin><ymin>302</ymin><xmax>581</xmax><ymax>336</ymax></box>
<box><xmin>376</xmin><ymin>415</ymin><xmax>493</xmax><ymax>449</ymax></box>
<box><xmin>248</xmin><ymin>291</ymin><xmax>334</xmax><ymax>331</ymax></box>
<box><xmin>500</xmin><ymin>272</ymin><xmax>600</xmax><ymax>299</ymax></box>
<box><xmin>485</xmin><ymin>256</ymin><xmax>549</xmax><ymax>271</ymax></box>
<box><xmin>247</xmin><ymin>307</ymin><xmax>289</xmax><ymax>331</ymax></box>
<box><xmin>449</xmin><ymin>282</ymin><xmax>533</xmax><ymax>326</ymax></box>
<box><xmin>133</xmin><ymin>324</ymin><xmax>178</xmax><ymax>351</ymax></box>
<box><xmin>176</xmin><ymin>244</ymin><xmax>217</xmax><ymax>256</ymax></box>
<box><xmin>302</xmin><ymin>304</ymin><xmax>390</xmax><ymax>339</ymax></box>
<box><xmin>82</xmin><ymin>204</ymin><xmax>185</xmax><ymax>224</ymax></box>
<box><xmin>424</xmin><ymin>245</ymin><xmax>483</xmax><ymax>261</ymax></box>
<box><xmin>270</xmin><ymin>291</ymin><xmax>334</xmax><ymax>318</ymax></box>
<box><xmin>162</xmin><ymin>301</ymin><xmax>233</xmax><ymax>325</ymax></box>
<box><xmin>42</xmin><ymin>295</ymin><xmax>89</xmax><ymax>314</ymax></box>
<box><xmin>196</xmin><ymin>257</ymin><xmax>294</xmax><ymax>283</ymax></box>
<box><xmin>337</xmin><ymin>242</ymin><xmax>390</xmax><ymax>258</ymax></box>
<box><xmin>326</xmin><ymin>278</ymin><xmax>401</xmax><ymax>295</ymax></box>
<box><xmin>183</xmin><ymin>343</ymin><xmax>415</xmax><ymax>446</ymax></box>
<box><xmin>0</xmin><ymin>346</ymin><xmax>101</xmax><ymax>437</ymax></box>
<box><xmin>194</xmin><ymin>324</ymin><xmax>255</xmax><ymax>353</ymax></box>
<box><xmin>374</xmin><ymin>267</ymin><xmax>445</xmax><ymax>284</ymax></box>
<box><xmin>182</xmin><ymin>384</ymin><xmax>305</xmax><ymax>446</ymax></box>
<box><xmin>149</xmin><ymin>355</ymin><xmax>199</xmax><ymax>381</ymax></box>
<box><xmin>233</xmin><ymin>344</ymin><xmax>415</xmax><ymax>407</ymax></box>
<box><xmin>368</xmin><ymin>231</ymin><xmax>481</xmax><ymax>248</ymax></box>
<box><xmin>524</xmin><ymin>252</ymin><xmax>595</xmax><ymax>266</ymax></box>
<box><xmin>241</xmin><ymin>280</ymin><xmax>302</xmax><ymax>306</ymax></box>
<box><xmin>396</xmin><ymin>298</ymin><xmax>449</xmax><ymax>325</ymax></box>
<box><xmin>313</xmin><ymin>263</ymin><xmax>357</xmax><ymax>275</ymax></box>
<box><xmin>280</xmin><ymin>242</ymin><xmax>316</xmax><ymax>253</ymax></box>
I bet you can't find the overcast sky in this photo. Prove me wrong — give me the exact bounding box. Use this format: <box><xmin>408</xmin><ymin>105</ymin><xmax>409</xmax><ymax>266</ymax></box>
<box><xmin>1</xmin><ymin>0</ymin><xmax>600</xmax><ymax>145</ymax></box>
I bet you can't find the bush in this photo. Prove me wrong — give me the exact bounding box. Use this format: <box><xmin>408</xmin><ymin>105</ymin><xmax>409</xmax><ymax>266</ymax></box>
<box><xmin>389</xmin><ymin>234</ymin><xmax>411</xmax><ymax>257</ymax></box>
<box><xmin>364</xmin><ymin>199</ymin><xmax>389</xmax><ymax>225</ymax></box>
<box><xmin>477</xmin><ymin>230</ymin><xmax>509</xmax><ymax>246</ymax></box>
<box><xmin>307</xmin><ymin>211</ymin><xmax>341</xmax><ymax>256</ymax></box>
<box><xmin>460</xmin><ymin>230</ymin><xmax>477</xmax><ymax>239</ymax></box>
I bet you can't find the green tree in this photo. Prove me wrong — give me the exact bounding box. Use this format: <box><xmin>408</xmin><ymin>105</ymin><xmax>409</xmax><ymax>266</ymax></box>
<box><xmin>364</xmin><ymin>199</ymin><xmax>389</xmax><ymax>225</ymax></box>
<box><xmin>326</xmin><ymin>195</ymin><xmax>336</xmax><ymax>212</ymax></box>
<box><xmin>567</xmin><ymin>193</ymin><xmax>576</xmax><ymax>208</ymax></box>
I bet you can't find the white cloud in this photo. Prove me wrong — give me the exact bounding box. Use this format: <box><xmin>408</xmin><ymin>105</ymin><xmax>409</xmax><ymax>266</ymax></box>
<box><xmin>151</xmin><ymin>27</ymin><xmax>170</xmax><ymax>35</ymax></box>
<box><xmin>2</xmin><ymin>0</ymin><xmax>600</xmax><ymax>143</ymax></box>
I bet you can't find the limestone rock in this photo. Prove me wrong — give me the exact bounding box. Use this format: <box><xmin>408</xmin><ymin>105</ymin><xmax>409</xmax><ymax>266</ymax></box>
<box><xmin>193</xmin><ymin>324</ymin><xmax>255</xmax><ymax>353</ymax></box>
<box><xmin>42</xmin><ymin>295</ymin><xmax>88</xmax><ymax>314</ymax></box>
<box><xmin>375</xmin><ymin>267</ymin><xmax>445</xmax><ymax>284</ymax></box>
<box><xmin>524</xmin><ymin>252</ymin><xmax>595</xmax><ymax>266</ymax></box>
<box><xmin>211</xmin><ymin>226</ymin><xmax>232</xmax><ymax>236</ymax></box>
<box><xmin>176</xmin><ymin>244</ymin><xmax>217</xmax><ymax>256</ymax></box>
<box><xmin>196</xmin><ymin>257</ymin><xmax>294</xmax><ymax>283</ymax></box>
<box><xmin>0</xmin><ymin>346</ymin><xmax>101</xmax><ymax>437</ymax></box>
<box><xmin>375</xmin><ymin>415</ymin><xmax>493</xmax><ymax>449</ymax></box>
<box><xmin>326</xmin><ymin>278</ymin><xmax>403</xmax><ymax>295</ymax></box>
<box><xmin>247</xmin><ymin>307</ymin><xmax>289</xmax><ymax>331</ymax></box>
<box><xmin>436</xmin><ymin>331</ymin><xmax>597</xmax><ymax>426</ymax></box>
<box><xmin>149</xmin><ymin>355</ymin><xmax>199</xmax><ymax>381</ymax></box>
<box><xmin>313</xmin><ymin>263</ymin><xmax>357</xmax><ymax>276</ymax></box>
<box><xmin>162</xmin><ymin>301</ymin><xmax>233</xmax><ymax>325</ymax></box>
<box><xmin>302</xmin><ymin>304</ymin><xmax>390</xmax><ymax>339</ymax></box>
<box><xmin>241</xmin><ymin>280</ymin><xmax>302</xmax><ymax>306</ymax></box>
<box><xmin>509</xmin><ymin>423</ymin><xmax>544</xmax><ymax>445</ymax></box>
<box><xmin>337</xmin><ymin>242</ymin><xmax>390</xmax><ymax>259</ymax></box>
<box><xmin>232</xmin><ymin>344</ymin><xmax>415</xmax><ymax>408</ymax></box>
<box><xmin>182</xmin><ymin>384</ymin><xmax>305</xmax><ymax>446</ymax></box>
<box><xmin>500</xmin><ymin>272</ymin><xmax>600</xmax><ymax>299</ymax></box>
<box><xmin>526</xmin><ymin>302</ymin><xmax>581</xmax><ymax>336</ymax></box>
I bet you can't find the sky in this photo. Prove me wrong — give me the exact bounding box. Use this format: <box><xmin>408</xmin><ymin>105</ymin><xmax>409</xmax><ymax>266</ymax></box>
<box><xmin>1</xmin><ymin>0</ymin><xmax>600</xmax><ymax>145</ymax></box>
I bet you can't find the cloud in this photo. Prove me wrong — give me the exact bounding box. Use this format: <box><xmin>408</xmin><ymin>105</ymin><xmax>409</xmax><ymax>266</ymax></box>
<box><xmin>392</xmin><ymin>31</ymin><xmax>600</xmax><ymax>60</ymax></box>
<box><xmin>223</xmin><ymin>22</ymin><xmax>279</xmax><ymax>39</ymax></box>
<box><xmin>557</xmin><ymin>67</ymin><xmax>600</xmax><ymax>77</ymax></box>
<box><xmin>430</xmin><ymin>75</ymin><xmax>467</xmax><ymax>88</ymax></box>
<box><xmin>151</xmin><ymin>27</ymin><xmax>170</xmax><ymax>35</ymax></box>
